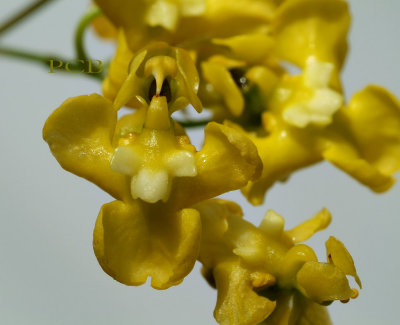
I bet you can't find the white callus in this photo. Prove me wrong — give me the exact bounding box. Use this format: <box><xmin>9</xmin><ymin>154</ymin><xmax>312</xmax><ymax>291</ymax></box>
<box><xmin>110</xmin><ymin>97</ymin><xmax>197</xmax><ymax>203</ymax></box>
<box><xmin>283</xmin><ymin>57</ymin><xmax>344</xmax><ymax>128</ymax></box>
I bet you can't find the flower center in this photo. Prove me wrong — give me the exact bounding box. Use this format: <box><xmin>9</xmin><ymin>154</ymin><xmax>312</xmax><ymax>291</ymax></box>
<box><xmin>110</xmin><ymin>96</ymin><xmax>197</xmax><ymax>203</ymax></box>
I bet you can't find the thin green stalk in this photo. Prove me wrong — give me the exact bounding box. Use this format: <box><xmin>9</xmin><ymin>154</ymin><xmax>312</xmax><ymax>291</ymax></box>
<box><xmin>0</xmin><ymin>0</ymin><xmax>55</xmax><ymax>35</ymax></box>
<box><xmin>74</xmin><ymin>7</ymin><xmax>102</xmax><ymax>60</ymax></box>
<box><xmin>0</xmin><ymin>46</ymin><xmax>53</xmax><ymax>65</ymax></box>
<box><xmin>0</xmin><ymin>46</ymin><xmax>103</xmax><ymax>81</ymax></box>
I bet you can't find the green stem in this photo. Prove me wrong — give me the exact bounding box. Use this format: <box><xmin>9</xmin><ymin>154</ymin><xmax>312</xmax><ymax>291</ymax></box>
<box><xmin>0</xmin><ymin>0</ymin><xmax>55</xmax><ymax>35</ymax></box>
<box><xmin>0</xmin><ymin>46</ymin><xmax>103</xmax><ymax>81</ymax></box>
<box><xmin>175</xmin><ymin>119</ymin><xmax>211</xmax><ymax>128</ymax></box>
<box><xmin>74</xmin><ymin>7</ymin><xmax>102</xmax><ymax>60</ymax></box>
<box><xmin>0</xmin><ymin>46</ymin><xmax>52</xmax><ymax>65</ymax></box>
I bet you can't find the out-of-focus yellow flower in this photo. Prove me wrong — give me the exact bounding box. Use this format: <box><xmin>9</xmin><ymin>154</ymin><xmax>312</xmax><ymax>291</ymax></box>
<box><xmin>98</xmin><ymin>0</ymin><xmax>350</xmax><ymax>125</ymax></box>
<box><xmin>200</xmin><ymin>48</ymin><xmax>392</xmax><ymax>208</ymax></box>
<box><xmin>95</xmin><ymin>0</ymin><xmax>283</xmax><ymax>119</ymax></box>
<box><xmin>99</xmin><ymin>0</ymin><xmax>349</xmax><ymax>114</ymax></box>
<box><xmin>94</xmin><ymin>0</ymin><xmax>277</xmax><ymax>51</ymax></box>
<box><xmin>198</xmin><ymin>0</ymin><xmax>350</xmax><ymax>121</ymax></box>
<box><xmin>241</xmin><ymin>78</ymin><xmax>400</xmax><ymax>205</ymax></box>
<box><xmin>43</xmin><ymin>46</ymin><xmax>262</xmax><ymax>289</ymax></box>
<box><xmin>196</xmin><ymin>199</ymin><xmax>360</xmax><ymax>325</ymax></box>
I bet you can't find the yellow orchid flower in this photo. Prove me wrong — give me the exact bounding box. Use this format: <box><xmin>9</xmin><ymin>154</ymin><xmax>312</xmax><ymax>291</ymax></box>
<box><xmin>184</xmin><ymin>37</ymin><xmax>400</xmax><ymax>206</ymax></box>
<box><xmin>188</xmin><ymin>0</ymin><xmax>351</xmax><ymax>122</ymax></box>
<box><xmin>196</xmin><ymin>199</ymin><xmax>360</xmax><ymax>325</ymax></box>
<box><xmin>94</xmin><ymin>0</ymin><xmax>277</xmax><ymax>52</ymax></box>
<box><xmin>43</xmin><ymin>45</ymin><xmax>262</xmax><ymax>288</ymax></box>
<box><xmin>43</xmin><ymin>93</ymin><xmax>261</xmax><ymax>288</ymax></box>
<box><xmin>241</xmin><ymin>60</ymin><xmax>400</xmax><ymax>204</ymax></box>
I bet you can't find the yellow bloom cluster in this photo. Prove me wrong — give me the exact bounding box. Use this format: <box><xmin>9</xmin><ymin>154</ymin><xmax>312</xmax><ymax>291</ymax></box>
<box><xmin>196</xmin><ymin>200</ymin><xmax>360</xmax><ymax>325</ymax></box>
<box><xmin>98</xmin><ymin>0</ymin><xmax>400</xmax><ymax>205</ymax></box>
<box><xmin>42</xmin><ymin>0</ymin><xmax>400</xmax><ymax>324</ymax></box>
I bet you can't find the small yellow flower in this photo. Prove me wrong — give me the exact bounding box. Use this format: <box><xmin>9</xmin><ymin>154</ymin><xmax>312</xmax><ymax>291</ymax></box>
<box><xmin>196</xmin><ymin>199</ymin><xmax>360</xmax><ymax>325</ymax></box>
<box><xmin>241</xmin><ymin>83</ymin><xmax>400</xmax><ymax>205</ymax></box>
<box><xmin>43</xmin><ymin>94</ymin><xmax>261</xmax><ymax>288</ymax></box>
<box><xmin>192</xmin><ymin>0</ymin><xmax>350</xmax><ymax>123</ymax></box>
<box><xmin>43</xmin><ymin>47</ymin><xmax>262</xmax><ymax>289</ymax></box>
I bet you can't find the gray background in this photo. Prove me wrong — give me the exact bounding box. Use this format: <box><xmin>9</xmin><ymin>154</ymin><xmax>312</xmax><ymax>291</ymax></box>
<box><xmin>1</xmin><ymin>0</ymin><xmax>399</xmax><ymax>324</ymax></box>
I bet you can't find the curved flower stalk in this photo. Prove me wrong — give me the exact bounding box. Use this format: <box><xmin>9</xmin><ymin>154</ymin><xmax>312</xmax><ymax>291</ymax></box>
<box><xmin>43</xmin><ymin>46</ymin><xmax>262</xmax><ymax>289</ymax></box>
<box><xmin>195</xmin><ymin>199</ymin><xmax>361</xmax><ymax>325</ymax></box>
